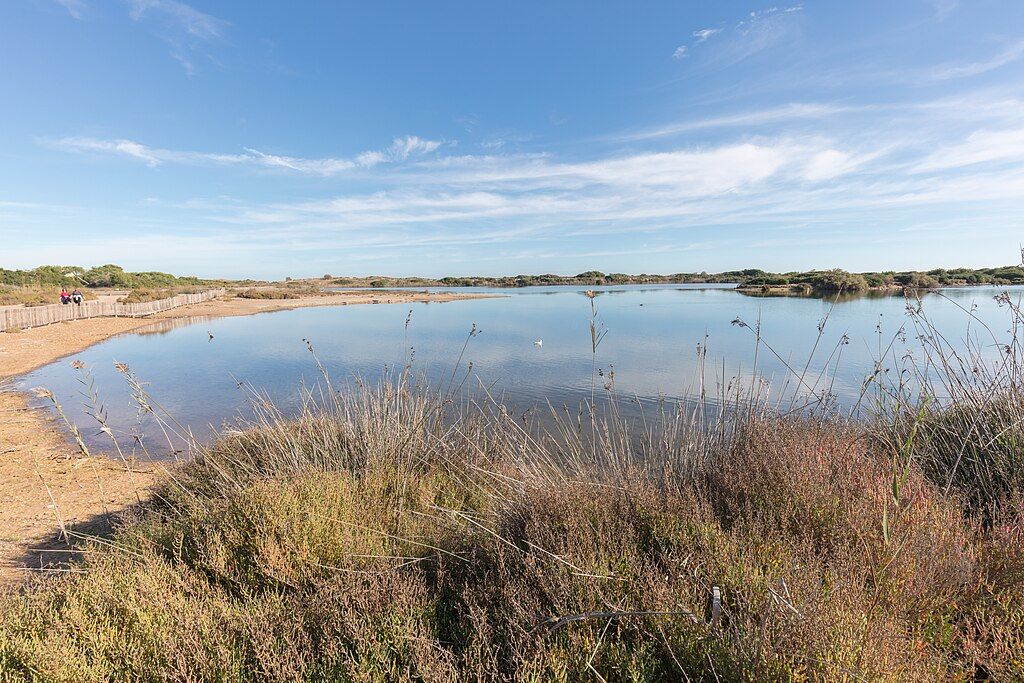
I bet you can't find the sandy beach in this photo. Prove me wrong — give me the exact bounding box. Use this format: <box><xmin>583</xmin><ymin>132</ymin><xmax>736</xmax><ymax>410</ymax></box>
<box><xmin>0</xmin><ymin>289</ymin><xmax>488</xmax><ymax>585</ymax></box>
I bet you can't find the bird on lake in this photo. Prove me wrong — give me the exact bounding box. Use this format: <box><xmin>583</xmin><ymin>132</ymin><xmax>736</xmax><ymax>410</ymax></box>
<box><xmin>534</xmin><ymin>339</ymin><xmax>543</xmax><ymax>347</ymax></box>
<box><xmin>207</xmin><ymin>331</ymin><xmax>214</xmax><ymax>342</ymax></box>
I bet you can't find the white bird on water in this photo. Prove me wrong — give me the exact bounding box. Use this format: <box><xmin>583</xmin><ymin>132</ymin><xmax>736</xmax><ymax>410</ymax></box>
<box><xmin>534</xmin><ymin>339</ymin><xmax>543</xmax><ymax>347</ymax></box>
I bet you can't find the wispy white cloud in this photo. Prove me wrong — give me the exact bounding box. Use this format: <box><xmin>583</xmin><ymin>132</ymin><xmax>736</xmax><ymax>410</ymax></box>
<box><xmin>674</xmin><ymin>5</ymin><xmax>804</xmax><ymax>66</ymax></box>
<box><xmin>53</xmin><ymin>0</ymin><xmax>87</xmax><ymax>19</ymax></box>
<box><xmin>44</xmin><ymin>135</ymin><xmax>445</xmax><ymax>175</ymax></box>
<box><xmin>929</xmin><ymin>0</ymin><xmax>958</xmax><ymax>19</ymax></box>
<box><xmin>125</xmin><ymin>0</ymin><xmax>228</xmax><ymax>74</ymax></box>
<box><xmin>617</xmin><ymin>103</ymin><xmax>858</xmax><ymax>141</ymax></box>
<box><xmin>356</xmin><ymin>136</ymin><xmax>442</xmax><ymax>165</ymax></box>
<box><xmin>726</xmin><ymin>5</ymin><xmax>804</xmax><ymax>62</ymax></box>
<box><xmin>692</xmin><ymin>28</ymin><xmax>722</xmax><ymax>43</ymax></box>
<box><xmin>802</xmin><ymin>149</ymin><xmax>867</xmax><ymax>181</ymax></box>
<box><xmin>913</xmin><ymin>127</ymin><xmax>1024</xmax><ymax>172</ymax></box>
<box><xmin>930</xmin><ymin>40</ymin><xmax>1024</xmax><ymax>80</ymax></box>
<box><xmin>22</xmin><ymin>89</ymin><xmax>1024</xmax><ymax>274</ymax></box>
<box><xmin>126</xmin><ymin>0</ymin><xmax>227</xmax><ymax>40</ymax></box>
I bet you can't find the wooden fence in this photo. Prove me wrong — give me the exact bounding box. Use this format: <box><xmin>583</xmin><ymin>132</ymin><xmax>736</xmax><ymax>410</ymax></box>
<box><xmin>0</xmin><ymin>289</ymin><xmax>227</xmax><ymax>332</ymax></box>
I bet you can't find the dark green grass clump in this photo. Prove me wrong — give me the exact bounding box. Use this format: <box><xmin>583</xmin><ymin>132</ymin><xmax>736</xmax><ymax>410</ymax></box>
<box><xmin>1</xmin><ymin>381</ymin><xmax>1022</xmax><ymax>682</ymax></box>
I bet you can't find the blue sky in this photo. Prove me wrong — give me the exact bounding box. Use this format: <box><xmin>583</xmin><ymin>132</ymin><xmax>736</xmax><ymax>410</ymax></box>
<box><xmin>2</xmin><ymin>0</ymin><xmax>1024</xmax><ymax>279</ymax></box>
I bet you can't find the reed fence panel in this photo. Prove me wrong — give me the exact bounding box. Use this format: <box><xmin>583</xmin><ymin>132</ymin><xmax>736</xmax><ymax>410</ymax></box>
<box><xmin>0</xmin><ymin>289</ymin><xmax>226</xmax><ymax>332</ymax></box>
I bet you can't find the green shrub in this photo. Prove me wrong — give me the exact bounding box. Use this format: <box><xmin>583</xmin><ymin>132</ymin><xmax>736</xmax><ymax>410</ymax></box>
<box><xmin>897</xmin><ymin>272</ymin><xmax>941</xmax><ymax>289</ymax></box>
<box><xmin>234</xmin><ymin>288</ymin><xmax>302</xmax><ymax>300</ymax></box>
<box><xmin>808</xmin><ymin>269</ymin><xmax>869</xmax><ymax>293</ymax></box>
<box><xmin>2</xmin><ymin>382</ymin><xmax>1022</xmax><ymax>680</ymax></box>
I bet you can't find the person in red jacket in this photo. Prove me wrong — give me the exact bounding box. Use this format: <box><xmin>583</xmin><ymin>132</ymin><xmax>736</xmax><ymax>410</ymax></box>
<box><xmin>59</xmin><ymin>287</ymin><xmax>70</xmax><ymax>304</ymax></box>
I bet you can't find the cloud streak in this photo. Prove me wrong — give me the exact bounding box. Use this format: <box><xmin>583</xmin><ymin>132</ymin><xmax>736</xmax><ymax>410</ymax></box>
<box><xmin>671</xmin><ymin>5</ymin><xmax>803</xmax><ymax>65</ymax></box>
<box><xmin>45</xmin><ymin>135</ymin><xmax>445</xmax><ymax>175</ymax></box>
<box><xmin>125</xmin><ymin>0</ymin><xmax>229</xmax><ymax>74</ymax></box>
<box><xmin>53</xmin><ymin>0</ymin><xmax>87</xmax><ymax>19</ymax></box>
<box><xmin>931</xmin><ymin>40</ymin><xmax>1024</xmax><ymax>80</ymax></box>
<box><xmin>126</xmin><ymin>0</ymin><xmax>227</xmax><ymax>40</ymax></box>
<box><xmin>692</xmin><ymin>28</ymin><xmax>722</xmax><ymax>43</ymax></box>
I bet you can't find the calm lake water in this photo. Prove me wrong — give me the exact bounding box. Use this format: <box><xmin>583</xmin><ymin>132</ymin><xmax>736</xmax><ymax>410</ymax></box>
<box><xmin>17</xmin><ymin>284</ymin><xmax>1024</xmax><ymax>456</ymax></box>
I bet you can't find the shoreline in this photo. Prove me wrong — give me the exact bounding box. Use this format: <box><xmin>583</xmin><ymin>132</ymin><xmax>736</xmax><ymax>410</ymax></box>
<box><xmin>0</xmin><ymin>289</ymin><xmax>490</xmax><ymax>585</ymax></box>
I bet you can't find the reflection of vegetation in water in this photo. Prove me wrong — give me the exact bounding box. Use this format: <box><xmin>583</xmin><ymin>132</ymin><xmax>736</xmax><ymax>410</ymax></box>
<box><xmin>4</xmin><ymin>297</ymin><xmax>1024</xmax><ymax>679</ymax></box>
<box><xmin>736</xmin><ymin>285</ymin><xmax>911</xmax><ymax>302</ymax></box>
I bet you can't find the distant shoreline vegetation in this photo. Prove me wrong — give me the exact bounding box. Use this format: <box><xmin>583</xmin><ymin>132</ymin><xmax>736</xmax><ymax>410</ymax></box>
<box><xmin>0</xmin><ymin>264</ymin><xmax>245</xmax><ymax>290</ymax></box>
<box><xmin>327</xmin><ymin>266</ymin><xmax>1024</xmax><ymax>294</ymax></box>
<box><xmin>0</xmin><ymin>264</ymin><xmax>255</xmax><ymax>307</ymax></box>
<box><xmin>5</xmin><ymin>264</ymin><xmax>1024</xmax><ymax>300</ymax></box>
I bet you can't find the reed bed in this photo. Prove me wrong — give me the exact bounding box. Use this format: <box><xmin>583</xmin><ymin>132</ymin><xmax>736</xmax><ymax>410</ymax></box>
<box><xmin>1</xmin><ymin>294</ymin><xmax>1023</xmax><ymax>681</ymax></box>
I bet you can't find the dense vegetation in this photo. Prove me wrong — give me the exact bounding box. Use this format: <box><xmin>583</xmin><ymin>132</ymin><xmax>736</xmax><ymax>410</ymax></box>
<box><xmin>0</xmin><ymin>286</ymin><xmax>97</xmax><ymax>307</ymax></box>
<box><xmin>0</xmin><ymin>264</ymin><xmax>229</xmax><ymax>290</ymax></box>
<box><xmin>2</xmin><ymin>296</ymin><xmax>1024</xmax><ymax>680</ymax></box>
<box><xmin>332</xmin><ymin>265</ymin><xmax>1024</xmax><ymax>291</ymax></box>
<box><xmin>115</xmin><ymin>287</ymin><xmax>207</xmax><ymax>304</ymax></box>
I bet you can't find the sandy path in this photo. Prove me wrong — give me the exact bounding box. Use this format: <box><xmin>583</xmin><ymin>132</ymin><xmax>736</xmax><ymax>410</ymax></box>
<box><xmin>0</xmin><ymin>290</ymin><xmax>490</xmax><ymax>586</ymax></box>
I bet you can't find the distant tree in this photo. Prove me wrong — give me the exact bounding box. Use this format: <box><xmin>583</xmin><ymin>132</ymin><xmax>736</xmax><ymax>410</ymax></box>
<box><xmin>897</xmin><ymin>272</ymin><xmax>941</xmax><ymax>289</ymax></box>
<box><xmin>746</xmin><ymin>276</ymin><xmax>790</xmax><ymax>286</ymax></box>
<box><xmin>810</xmin><ymin>269</ymin><xmax>869</xmax><ymax>293</ymax></box>
<box><xmin>322</xmin><ymin>274</ymin><xmax>333</xmax><ymax>280</ymax></box>
<box><xmin>83</xmin><ymin>264</ymin><xmax>134</xmax><ymax>288</ymax></box>
<box><xmin>863</xmin><ymin>272</ymin><xmax>895</xmax><ymax>288</ymax></box>
<box><xmin>575</xmin><ymin>271</ymin><xmax>605</xmax><ymax>280</ymax></box>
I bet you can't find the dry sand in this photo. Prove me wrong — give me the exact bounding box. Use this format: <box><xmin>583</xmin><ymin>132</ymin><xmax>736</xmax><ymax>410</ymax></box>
<box><xmin>0</xmin><ymin>289</ymin><xmax>489</xmax><ymax>585</ymax></box>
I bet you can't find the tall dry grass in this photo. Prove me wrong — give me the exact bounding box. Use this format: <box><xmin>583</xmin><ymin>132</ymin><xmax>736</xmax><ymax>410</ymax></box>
<box><xmin>1</xmin><ymin>291</ymin><xmax>1023</xmax><ymax>680</ymax></box>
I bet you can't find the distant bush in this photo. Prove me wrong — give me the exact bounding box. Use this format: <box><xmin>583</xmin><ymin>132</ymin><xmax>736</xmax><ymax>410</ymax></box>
<box><xmin>863</xmin><ymin>272</ymin><xmax>896</xmax><ymax>288</ymax></box>
<box><xmin>0</xmin><ymin>286</ymin><xmax>96</xmax><ymax>307</ymax></box>
<box><xmin>896</xmin><ymin>272</ymin><xmax>941</xmax><ymax>289</ymax></box>
<box><xmin>118</xmin><ymin>287</ymin><xmax>204</xmax><ymax>304</ymax></box>
<box><xmin>369</xmin><ymin>280</ymin><xmax>389</xmax><ymax>288</ymax></box>
<box><xmin>575</xmin><ymin>270</ymin><xmax>605</xmax><ymax>280</ymax></box>
<box><xmin>991</xmin><ymin>267</ymin><xmax>1024</xmax><ymax>283</ymax></box>
<box><xmin>235</xmin><ymin>288</ymin><xmax>301</xmax><ymax>300</ymax></box>
<box><xmin>0</xmin><ymin>264</ymin><xmax>218</xmax><ymax>289</ymax></box>
<box><xmin>0</xmin><ymin>266</ymin><xmax>85</xmax><ymax>288</ymax></box>
<box><xmin>807</xmin><ymin>269</ymin><xmax>869</xmax><ymax>293</ymax></box>
<box><xmin>746</xmin><ymin>276</ymin><xmax>790</xmax><ymax>286</ymax></box>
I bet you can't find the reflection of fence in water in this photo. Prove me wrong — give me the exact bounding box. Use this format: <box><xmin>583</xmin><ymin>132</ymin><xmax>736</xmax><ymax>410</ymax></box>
<box><xmin>133</xmin><ymin>315</ymin><xmax>221</xmax><ymax>337</ymax></box>
<box><xmin>0</xmin><ymin>290</ymin><xmax>226</xmax><ymax>332</ymax></box>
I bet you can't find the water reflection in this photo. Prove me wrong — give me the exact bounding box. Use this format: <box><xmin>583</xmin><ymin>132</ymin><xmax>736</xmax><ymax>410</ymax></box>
<box><xmin>18</xmin><ymin>284</ymin><xmax>1024</xmax><ymax>457</ymax></box>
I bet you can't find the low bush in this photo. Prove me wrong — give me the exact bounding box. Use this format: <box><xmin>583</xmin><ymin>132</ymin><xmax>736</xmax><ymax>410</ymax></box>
<box><xmin>807</xmin><ymin>269</ymin><xmax>870</xmax><ymax>293</ymax></box>
<box><xmin>117</xmin><ymin>287</ymin><xmax>204</xmax><ymax>304</ymax></box>
<box><xmin>0</xmin><ymin>286</ymin><xmax>96</xmax><ymax>307</ymax></box>
<box><xmin>234</xmin><ymin>288</ymin><xmax>303</xmax><ymax>300</ymax></box>
<box><xmin>897</xmin><ymin>272</ymin><xmax>941</xmax><ymax>289</ymax></box>
<box><xmin>1</xmin><ymin>378</ymin><xmax>1022</xmax><ymax>680</ymax></box>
